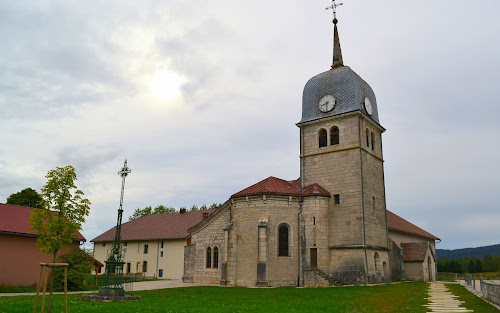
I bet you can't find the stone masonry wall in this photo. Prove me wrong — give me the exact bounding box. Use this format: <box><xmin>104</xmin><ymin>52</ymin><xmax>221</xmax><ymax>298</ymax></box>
<box><xmin>231</xmin><ymin>196</ymin><xmax>300</xmax><ymax>287</ymax></box>
<box><xmin>190</xmin><ymin>208</ymin><xmax>231</xmax><ymax>284</ymax></box>
<box><xmin>481</xmin><ymin>281</ymin><xmax>500</xmax><ymax>307</ymax></box>
<box><xmin>301</xmin><ymin>113</ymin><xmax>389</xmax><ymax>284</ymax></box>
<box><xmin>301</xmin><ymin>197</ymin><xmax>330</xmax><ymax>272</ymax></box>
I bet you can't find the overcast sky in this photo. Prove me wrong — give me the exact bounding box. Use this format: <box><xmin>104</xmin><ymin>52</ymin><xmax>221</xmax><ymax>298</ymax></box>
<box><xmin>1</xmin><ymin>1</ymin><xmax>498</xmax><ymax>250</ymax></box>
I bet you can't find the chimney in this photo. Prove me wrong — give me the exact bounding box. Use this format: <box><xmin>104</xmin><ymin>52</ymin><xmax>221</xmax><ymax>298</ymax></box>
<box><xmin>180</xmin><ymin>208</ymin><xmax>186</xmax><ymax>214</ymax></box>
<box><xmin>203</xmin><ymin>212</ymin><xmax>209</xmax><ymax>219</ymax></box>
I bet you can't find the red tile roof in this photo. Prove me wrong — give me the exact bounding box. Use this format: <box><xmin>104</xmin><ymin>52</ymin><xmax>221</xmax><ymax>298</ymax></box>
<box><xmin>401</xmin><ymin>242</ymin><xmax>429</xmax><ymax>262</ymax></box>
<box><xmin>91</xmin><ymin>256</ymin><xmax>104</xmax><ymax>268</ymax></box>
<box><xmin>0</xmin><ymin>203</ymin><xmax>85</xmax><ymax>241</ymax></box>
<box><xmin>231</xmin><ymin>176</ymin><xmax>330</xmax><ymax>198</ymax></box>
<box><xmin>387</xmin><ymin>210</ymin><xmax>439</xmax><ymax>241</ymax></box>
<box><xmin>91</xmin><ymin>209</ymin><xmax>215</xmax><ymax>242</ymax></box>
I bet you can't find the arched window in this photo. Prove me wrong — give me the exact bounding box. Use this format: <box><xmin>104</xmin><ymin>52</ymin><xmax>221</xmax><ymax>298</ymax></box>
<box><xmin>366</xmin><ymin>129</ymin><xmax>370</xmax><ymax>147</ymax></box>
<box><xmin>374</xmin><ymin>252</ymin><xmax>380</xmax><ymax>271</ymax></box>
<box><xmin>371</xmin><ymin>132</ymin><xmax>375</xmax><ymax>151</ymax></box>
<box><xmin>383</xmin><ymin>261</ymin><xmax>388</xmax><ymax>277</ymax></box>
<box><xmin>330</xmin><ymin>126</ymin><xmax>339</xmax><ymax>145</ymax></box>
<box><xmin>206</xmin><ymin>247</ymin><xmax>212</xmax><ymax>268</ymax></box>
<box><xmin>278</xmin><ymin>224</ymin><xmax>289</xmax><ymax>257</ymax></box>
<box><xmin>213</xmin><ymin>247</ymin><xmax>219</xmax><ymax>269</ymax></box>
<box><xmin>318</xmin><ymin>128</ymin><xmax>327</xmax><ymax>148</ymax></box>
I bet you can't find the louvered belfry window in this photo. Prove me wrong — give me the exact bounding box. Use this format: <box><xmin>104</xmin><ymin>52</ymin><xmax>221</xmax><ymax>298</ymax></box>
<box><xmin>371</xmin><ymin>132</ymin><xmax>375</xmax><ymax>151</ymax></box>
<box><xmin>278</xmin><ymin>225</ymin><xmax>289</xmax><ymax>257</ymax></box>
<box><xmin>330</xmin><ymin>126</ymin><xmax>339</xmax><ymax>145</ymax></box>
<box><xmin>318</xmin><ymin>128</ymin><xmax>327</xmax><ymax>148</ymax></box>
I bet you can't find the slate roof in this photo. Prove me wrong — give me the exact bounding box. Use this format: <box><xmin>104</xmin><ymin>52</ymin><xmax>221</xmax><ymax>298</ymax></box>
<box><xmin>387</xmin><ymin>210</ymin><xmax>440</xmax><ymax>241</ymax></box>
<box><xmin>401</xmin><ymin>242</ymin><xmax>430</xmax><ymax>262</ymax></box>
<box><xmin>0</xmin><ymin>203</ymin><xmax>85</xmax><ymax>241</ymax></box>
<box><xmin>300</xmin><ymin>66</ymin><xmax>379</xmax><ymax>126</ymax></box>
<box><xmin>91</xmin><ymin>209</ymin><xmax>215</xmax><ymax>242</ymax></box>
<box><xmin>231</xmin><ymin>176</ymin><xmax>330</xmax><ymax>198</ymax></box>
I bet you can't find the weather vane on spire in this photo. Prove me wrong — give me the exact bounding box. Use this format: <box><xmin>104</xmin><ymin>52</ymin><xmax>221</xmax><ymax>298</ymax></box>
<box><xmin>325</xmin><ymin>0</ymin><xmax>343</xmax><ymax>24</ymax></box>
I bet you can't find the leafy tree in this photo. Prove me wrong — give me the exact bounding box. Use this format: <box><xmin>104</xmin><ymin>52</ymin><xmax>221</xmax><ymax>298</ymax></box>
<box><xmin>52</xmin><ymin>247</ymin><xmax>93</xmax><ymax>291</ymax></box>
<box><xmin>483</xmin><ymin>255</ymin><xmax>500</xmax><ymax>272</ymax></box>
<box><xmin>29</xmin><ymin>166</ymin><xmax>91</xmax><ymax>261</ymax></box>
<box><xmin>29</xmin><ymin>165</ymin><xmax>90</xmax><ymax>310</ymax></box>
<box><xmin>449</xmin><ymin>259</ymin><xmax>463</xmax><ymax>273</ymax></box>
<box><xmin>153</xmin><ymin>205</ymin><xmax>176</xmax><ymax>214</ymax></box>
<box><xmin>129</xmin><ymin>202</ymin><xmax>221</xmax><ymax>220</ymax></box>
<box><xmin>129</xmin><ymin>205</ymin><xmax>176</xmax><ymax>220</ymax></box>
<box><xmin>209</xmin><ymin>203</ymin><xmax>221</xmax><ymax>209</ymax></box>
<box><xmin>6</xmin><ymin>187</ymin><xmax>43</xmax><ymax>208</ymax></box>
<box><xmin>468</xmin><ymin>259</ymin><xmax>476</xmax><ymax>273</ymax></box>
<box><xmin>475</xmin><ymin>258</ymin><xmax>483</xmax><ymax>273</ymax></box>
<box><xmin>437</xmin><ymin>258</ymin><xmax>451</xmax><ymax>272</ymax></box>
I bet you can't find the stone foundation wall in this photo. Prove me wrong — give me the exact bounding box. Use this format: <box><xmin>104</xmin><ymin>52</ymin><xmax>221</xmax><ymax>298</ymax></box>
<box><xmin>304</xmin><ymin>269</ymin><xmax>330</xmax><ymax>287</ymax></box>
<box><xmin>190</xmin><ymin>209</ymin><xmax>230</xmax><ymax>284</ymax></box>
<box><xmin>329</xmin><ymin>249</ymin><xmax>367</xmax><ymax>284</ymax></box>
<box><xmin>389</xmin><ymin>239</ymin><xmax>404</xmax><ymax>281</ymax></box>
<box><xmin>481</xmin><ymin>281</ymin><xmax>500</xmax><ymax>307</ymax></box>
<box><xmin>182</xmin><ymin>244</ymin><xmax>195</xmax><ymax>283</ymax></box>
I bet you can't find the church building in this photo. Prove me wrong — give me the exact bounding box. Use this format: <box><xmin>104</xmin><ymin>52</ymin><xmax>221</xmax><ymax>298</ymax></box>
<box><xmin>182</xmin><ymin>12</ymin><xmax>439</xmax><ymax>287</ymax></box>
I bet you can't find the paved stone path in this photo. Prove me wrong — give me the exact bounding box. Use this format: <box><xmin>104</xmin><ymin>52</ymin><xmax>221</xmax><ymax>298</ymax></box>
<box><xmin>424</xmin><ymin>282</ymin><xmax>473</xmax><ymax>313</ymax></box>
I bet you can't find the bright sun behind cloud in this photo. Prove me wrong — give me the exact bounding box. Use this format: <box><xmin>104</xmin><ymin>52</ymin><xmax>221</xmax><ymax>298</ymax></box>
<box><xmin>150</xmin><ymin>69</ymin><xmax>185</xmax><ymax>100</ymax></box>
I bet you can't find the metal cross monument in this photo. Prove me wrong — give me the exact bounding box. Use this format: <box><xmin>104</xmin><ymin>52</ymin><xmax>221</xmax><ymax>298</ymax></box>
<box><xmin>325</xmin><ymin>0</ymin><xmax>343</xmax><ymax>23</ymax></box>
<box><xmin>100</xmin><ymin>159</ymin><xmax>131</xmax><ymax>297</ymax></box>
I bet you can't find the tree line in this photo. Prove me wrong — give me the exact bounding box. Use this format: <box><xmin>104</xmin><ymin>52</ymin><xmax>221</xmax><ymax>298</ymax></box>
<box><xmin>128</xmin><ymin>203</ymin><xmax>222</xmax><ymax>221</ymax></box>
<box><xmin>437</xmin><ymin>255</ymin><xmax>500</xmax><ymax>274</ymax></box>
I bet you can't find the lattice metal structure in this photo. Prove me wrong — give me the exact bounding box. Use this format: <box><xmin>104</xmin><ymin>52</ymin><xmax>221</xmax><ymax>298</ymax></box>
<box><xmin>99</xmin><ymin>160</ymin><xmax>131</xmax><ymax>297</ymax></box>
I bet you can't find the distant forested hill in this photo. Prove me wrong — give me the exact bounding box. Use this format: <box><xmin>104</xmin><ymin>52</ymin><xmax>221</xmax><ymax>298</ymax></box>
<box><xmin>437</xmin><ymin>244</ymin><xmax>500</xmax><ymax>260</ymax></box>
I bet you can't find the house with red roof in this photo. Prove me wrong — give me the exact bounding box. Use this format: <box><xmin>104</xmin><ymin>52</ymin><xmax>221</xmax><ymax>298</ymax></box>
<box><xmin>182</xmin><ymin>16</ymin><xmax>440</xmax><ymax>286</ymax></box>
<box><xmin>91</xmin><ymin>209</ymin><xmax>214</xmax><ymax>280</ymax></box>
<box><xmin>0</xmin><ymin>203</ymin><xmax>85</xmax><ymax>286</ymax></box>
<box><xmin>387</xmin><ymin>211</ymin><xmax>440</xmax><ymax>282</ymax></box>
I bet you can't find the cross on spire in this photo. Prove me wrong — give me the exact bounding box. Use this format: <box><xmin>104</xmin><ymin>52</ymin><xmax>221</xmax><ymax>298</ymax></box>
<box><xmin>325</xmin><ymin>0</ymin><xmax>343</xmax><ymax>24</ymax></box>
<box><xmin>324</xmin><ymin>0</ymin><xmax>344</xmax><ymax>68</ymax></box>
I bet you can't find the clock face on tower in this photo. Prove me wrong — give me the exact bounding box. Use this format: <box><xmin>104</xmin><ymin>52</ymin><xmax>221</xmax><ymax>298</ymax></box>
<box><xmin>364</xmin><ymin>97</ymin><xmax>373</xmax><ymax>116</ymax></box>
<box><xmin>319</xmin><ymin>95</ymin><xmax>335</xmax><ymax>112</ymax></box>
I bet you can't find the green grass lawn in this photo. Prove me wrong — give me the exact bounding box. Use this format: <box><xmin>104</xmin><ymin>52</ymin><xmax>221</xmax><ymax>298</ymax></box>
<box><xmin>0</xmin><ymin>282</ymin><xmax>497</xmax><ymax>313</ymax></box>
<box><xmin>0</xmin><ymin>282</ymin><xmax>428</xmax><ymax>313</ymax></box>
<box><xmin>446</xmin><ymin>284</ymin><xmax>500</xmax><ymax>313</ymax></box>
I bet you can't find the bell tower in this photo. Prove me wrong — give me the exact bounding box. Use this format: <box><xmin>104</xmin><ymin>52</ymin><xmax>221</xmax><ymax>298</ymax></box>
<box><xmin>297</xmin><ymin>2</ymin><xmax>390</xmax><ymax>284</ymax></box>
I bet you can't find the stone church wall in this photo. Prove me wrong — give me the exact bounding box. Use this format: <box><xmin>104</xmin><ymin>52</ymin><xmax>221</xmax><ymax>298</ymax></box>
<box><xmin>389</xmin><ymin>239</ymin><xmax>405</xmax><ymax>281</ymax></box>
<box><xmin>329</xmin><ymin>249</ymin><xmax>367</xmax><ymax>284</ymax></box>
<box><xmin>301</xmin><ymin>114</ymin><xmax>390</xmax><ymax>284</ymax></box>
<box><xmin>189</xmin><ymin>208</ymin><xmax>230</xmax><ymax>285</ymax></box>
<box><xmin>231</xmin><ymin>196</ymin><xmax>300</xmax><ymax>287</ymax></box>
<box><xmin>301</xmin><ymin>197</ymin><xmax>330</xmax><ymax>271</ymax></box>
<box><xmin>389</xmin><ymin>231</ymin><xmax>436</xmax><ymax>256</ymax></box>
<box><xmin>361</xmin><ymin>120</ymin><xmax>388</xmax><ymax>249</ymax></box>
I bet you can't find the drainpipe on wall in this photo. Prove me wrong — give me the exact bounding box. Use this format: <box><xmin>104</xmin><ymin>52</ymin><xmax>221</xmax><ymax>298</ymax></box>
<box><xmin>358</xmin><ymin>116</ymin><xmax>369</xmax><ymax>283</ymax></box>
<box><xmin>297</xmin><ymin>197</ymin><xmax>303</xmax><ymax>287</ymax></box>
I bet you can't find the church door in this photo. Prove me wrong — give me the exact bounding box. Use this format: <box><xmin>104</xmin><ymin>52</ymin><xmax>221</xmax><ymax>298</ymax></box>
<box><xmin>310</xmin><ymin>248</ymin><xmax>317</xmax><ymax>269</ymax></box>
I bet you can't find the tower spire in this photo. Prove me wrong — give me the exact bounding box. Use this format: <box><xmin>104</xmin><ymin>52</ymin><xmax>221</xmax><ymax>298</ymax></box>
<box><xmin>325</xmin><ymin>0</ymin><xmax>344</xmax><ymax>69</ymax></box>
